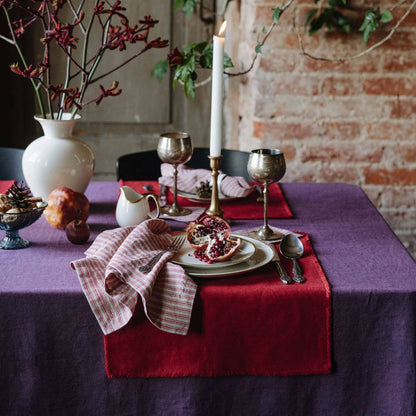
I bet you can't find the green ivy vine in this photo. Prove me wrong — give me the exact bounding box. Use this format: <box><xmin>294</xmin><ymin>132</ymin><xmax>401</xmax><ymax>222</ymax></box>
<box><xmin>153</xmin><ymin>0</ymin><xmax>394</xmax><ymax>98</ymax></box>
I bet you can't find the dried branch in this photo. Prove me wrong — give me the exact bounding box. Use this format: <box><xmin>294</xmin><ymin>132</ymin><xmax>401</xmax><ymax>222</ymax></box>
<box><xmin>0</xmin><ymin>1</ymin><xmax>168</xmax><ymax>118</ymax></box>
<box><xmin>225</xmin><ymin>0</ymin><xmax>296</xmax><ymax>76</ymax></box>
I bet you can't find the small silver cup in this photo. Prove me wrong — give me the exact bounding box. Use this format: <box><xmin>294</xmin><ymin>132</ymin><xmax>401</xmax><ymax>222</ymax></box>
<box><xmin>157</xmin><ymin>132</ymin><xmax>193</xmax><ymax>216</ymax></box>
<box><xmin>247</xmin><ymin>149</ymin><xmax>286</xmax><ymax>240</ymax></box>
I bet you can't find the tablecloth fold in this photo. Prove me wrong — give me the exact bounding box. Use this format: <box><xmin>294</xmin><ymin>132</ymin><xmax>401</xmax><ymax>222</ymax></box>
<box><xmin>104</xmin><ymin>233</ymin><xmax>331</xmax><ymax>377</ymax></box>
<box><xmin>71</xmin><ymin>219</ymin><xmax>197</xmax><ymax>335</ymax></box>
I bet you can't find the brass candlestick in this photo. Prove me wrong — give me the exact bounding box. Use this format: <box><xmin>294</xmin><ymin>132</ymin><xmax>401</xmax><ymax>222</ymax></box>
<box><xmin>205</xmin><ymin>156</ymin><xmax>224</xmax><ymax>218</ymax></box>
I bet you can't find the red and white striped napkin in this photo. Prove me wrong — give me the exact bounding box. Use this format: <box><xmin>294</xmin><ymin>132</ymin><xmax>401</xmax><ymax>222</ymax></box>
<box><xmin>71</xmin><ymin>219</ymin><xmax>197</xmax><ymax>336</ymax></box>
<box><xmin>159</xmin><ymin>164</ymin><xmax>254</xmax><ymax>198</ymax></box>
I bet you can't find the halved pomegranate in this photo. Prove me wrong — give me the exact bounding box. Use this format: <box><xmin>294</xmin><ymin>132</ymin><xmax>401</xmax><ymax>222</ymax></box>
<box><xmin>186</xmin><ymin>214</ymin><xmax>239</xmax><ymax>263</ymax></box>
<box><xmin>199</xmin><ymin>215</ymin><xmax>230</xmax><ymax>238</ymax></box>
<box><xmin>185</xmin><ymin>214</ymin><xmax>231</xmax><ymax>251</ymax></box>
<box><xmin>185</xmin><ymin>223</ymin><xmax>213</xmax><ymax>251</ymax></box>
<box><xmin>206</xmin><ymin>235</ymin><xmax>241</xmax><ymax>262</ymax></box>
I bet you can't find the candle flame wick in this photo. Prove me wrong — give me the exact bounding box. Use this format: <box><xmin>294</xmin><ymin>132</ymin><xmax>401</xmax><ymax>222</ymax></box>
<box><xmin>218</xmin><ymin>20</ymin><xmax>227</xmax><ymax>37</ymax></box>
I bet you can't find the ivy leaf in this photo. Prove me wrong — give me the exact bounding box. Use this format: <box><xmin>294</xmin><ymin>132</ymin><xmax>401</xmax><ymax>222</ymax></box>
<box><xmin>199</xmin><ymin>44</ymin><xmax>213</xmax><ymax>68</ymax></box>
<box><xmin>184</xmin><ymin>0</ymin><xmax>198</xmax><ymax>18</ymax></box>
<box><xmin>380</xmin><ymin>9</ymin><xmax>393</xmax><ymax>23</ymax></box>
<box><xmin>308</xmin><ymin>11</ymin><xmax>327</xmax><ymax>35</ymax></box>
<box><xmin>255</xmin><ymin>43</ymin><xmax>262</xmax><ymax>54</ymax></box>
<box><xmin>184</xmin><ymin>76</ymin><xmax>195</xmax><ymax>98</ymax></box>
<box><xmin>362</xmin><ymin>26</ymin><xmax>372</xmax><ymax>44</ymax></box>
<box><xmin>199</xmin><ymin>44</ymin><xmax>227</xmax><ymax>69</ymax></box>
<box><xmin>271</xmin><ymin>7</ymin><xmax>282</xmax><ymax>24</ymax></box>
<box><xmin>223</xmin><ymin>52</ymin><xmax>234</xmax><ymax>69</ymax></box>
<box><xmin>174</xmin><ymin>0</ymin><xmax>198</xmax><ymax>18</ymax></box>
<box><xmin>329</xmin><ymin>0</ymin><xmax>347</xmax><ymax>7</ymax></box>
<box><xmin>172</xmin><ymin>54</ymin><xmax>197</xmax><ymax>98</ymax></box>
<box><xmin>305</xmin><ymin>9</ymin><xmax>318</xmax><ymax>28</ymax></box>
<box><xmin>184</xmin><ymin>41</ymin><xmax>208</xmax><ymax>55</ymax></box>
<box><xmin>151</xmin><ymin>59</ymin><xmax>169</xmax><ymax>82</ymax></box>
<box><xmin>198</xmin><ymin>44</ymin><xmax>233</xmax><ymax>69</ymax></box>
<box><xmin>333</xmin><ymin>10</ymin><xmax>350</xmax><ymax>33</ymax></box>
<box><xmin>308</xmin><ymin>7</ymin><xmax>350</xmax><ymax>35</ymax></box>
<box><xmin>173</xmin><ymin>54</ymin><xmax>195</xmax><ymax>86</ymax></box>
<box><xmin>360</xmin><ymin>10</ymin><xmax>378</xmax><ymax>29</ymax></box>
<box><xmin>359</xmin><ymin>9</ymin><xmax>378</xmax><ymax>44</ymax></box>
<box><xmin>174</xmin><ymin>0</ymin><xmax>184</xmax><ymax>10</ymax></box>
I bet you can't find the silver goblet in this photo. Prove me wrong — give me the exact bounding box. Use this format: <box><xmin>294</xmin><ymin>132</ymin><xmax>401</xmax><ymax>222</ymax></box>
<box><xmin>157</xmin><ymin>132</ymin><xmax>193</xmax><ymax>216</ymax></box>
<box><xmin>247</xmin><ymin>149</ymin><xmax>286</xmax><ymax>240</ymax></box>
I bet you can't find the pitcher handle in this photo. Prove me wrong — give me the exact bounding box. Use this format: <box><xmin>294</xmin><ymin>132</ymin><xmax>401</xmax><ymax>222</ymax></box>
<box><xmin>146</xmin><ymin>193</ymin><xmax>161</xmax><ymax>219</ymax></box>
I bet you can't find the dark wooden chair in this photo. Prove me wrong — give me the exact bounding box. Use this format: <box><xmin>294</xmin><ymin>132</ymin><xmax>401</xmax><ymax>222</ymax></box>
<box><xmin>0</xmin><ymin>147</ymin><xmax>25</xmax><ymax>181</ymax></box>
<box><xmin>116</xmin><ymin>147</ymin><xmax>251</xmax><ymax>181</ymax></box>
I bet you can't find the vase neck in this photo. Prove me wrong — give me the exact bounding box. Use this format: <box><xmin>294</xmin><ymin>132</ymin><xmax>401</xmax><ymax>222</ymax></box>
<box><xmin>34</xmin><ymin>114</ymin><xmax>79</xmax><ymax>138</ymax></box>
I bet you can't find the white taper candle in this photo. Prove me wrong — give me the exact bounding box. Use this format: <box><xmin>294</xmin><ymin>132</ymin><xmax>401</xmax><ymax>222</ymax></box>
<box><xmin>209</xmin><ymin>21</ymin><xmax>227</xmax><ymax>158</ymax></box>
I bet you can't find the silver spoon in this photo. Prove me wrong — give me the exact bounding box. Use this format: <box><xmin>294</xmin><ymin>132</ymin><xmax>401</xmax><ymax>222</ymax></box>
<box><xmin>279</xmin><ymin>234</ymin><xmax>306</xmax><ymax>283</ymax></box>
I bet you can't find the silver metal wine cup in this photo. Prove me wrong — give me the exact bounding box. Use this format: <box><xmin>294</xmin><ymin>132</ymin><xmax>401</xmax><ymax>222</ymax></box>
<box><xmin>157</xmin><ymin>132</ymin><xmax>193</xmax><ymax>216</ymax></box>
<box><xmin>247</xmin><ymin>148</ymin><xmax>286</xmax><ymax>241</ymax></box>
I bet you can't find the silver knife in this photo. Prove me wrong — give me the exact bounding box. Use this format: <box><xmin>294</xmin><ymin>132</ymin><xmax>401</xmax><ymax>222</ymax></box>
<box><xmin>269</xmin><ymin>243</ymin><xmax>292</xmax><ymax>285</ymax></box>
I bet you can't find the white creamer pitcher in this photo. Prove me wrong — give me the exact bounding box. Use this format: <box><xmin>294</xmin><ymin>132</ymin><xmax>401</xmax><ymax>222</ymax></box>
<box><xmin>116</xmin><ymin>186</ymin><xmax>161</xmax><ymax>227</ymax></box>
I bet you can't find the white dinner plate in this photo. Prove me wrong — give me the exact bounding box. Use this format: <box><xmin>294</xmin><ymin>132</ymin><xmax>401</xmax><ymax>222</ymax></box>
<box><xmin>171</xmin><ymin>234</ymin><xmax>256</xmax><ymax>270</ymax></box>
<box><xmin>176</xmin><ymin>189</ymin><xmax>238</xmax><ymax>204</ymax></box>
<box><xmin>174</xmin><ymin>234</ymin><xmax>274</xmax><ymax>278</ymax></box>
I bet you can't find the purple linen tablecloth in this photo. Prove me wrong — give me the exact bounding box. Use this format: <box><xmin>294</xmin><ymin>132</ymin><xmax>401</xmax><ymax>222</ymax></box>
<box><xmin>0</xmin><ymin>181</ymin><xmax>415</xmax><ymax>416</ymax></box>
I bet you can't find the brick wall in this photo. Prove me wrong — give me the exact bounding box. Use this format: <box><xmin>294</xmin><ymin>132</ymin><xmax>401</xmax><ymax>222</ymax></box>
<box><xmin>224</xmin><ymin>0</ymin><xmax>416</xmax><ymax>259</ymax></box>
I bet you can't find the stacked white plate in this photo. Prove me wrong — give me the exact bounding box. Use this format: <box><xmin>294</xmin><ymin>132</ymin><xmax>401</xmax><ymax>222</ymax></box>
<box><xmin>171</xmin><ymin>233</ymin><xmax>274</xmax><ymax>278</ymax></box>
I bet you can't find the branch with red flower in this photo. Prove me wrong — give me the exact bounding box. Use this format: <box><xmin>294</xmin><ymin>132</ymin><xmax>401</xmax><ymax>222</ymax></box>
<box><xmin>0</xmin><ymin>0</ymin><xmax>168</xmax><ymax>119</ymax></box>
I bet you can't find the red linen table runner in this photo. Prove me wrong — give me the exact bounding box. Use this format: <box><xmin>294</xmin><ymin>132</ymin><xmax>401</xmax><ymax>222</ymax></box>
<box><xmin>120</xmin><ymin>180</ymin><xmax>293</xmax><ymax>220</ymax></box>
<box><xmin>104</xmin><ymin>233</ymin><xmax>331</xmax><ymax>377</ymax></box>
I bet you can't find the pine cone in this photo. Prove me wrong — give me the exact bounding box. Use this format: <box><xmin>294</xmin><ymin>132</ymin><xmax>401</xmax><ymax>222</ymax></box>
<box><xmin>6</xmin><ymin>182</ymin><xmax>33</xmax><ymax>210</ymax></box>
<box><xmin>195</xmin><ymin>180</ymin><xmax>212</xmax><ymax>198</ymax></box>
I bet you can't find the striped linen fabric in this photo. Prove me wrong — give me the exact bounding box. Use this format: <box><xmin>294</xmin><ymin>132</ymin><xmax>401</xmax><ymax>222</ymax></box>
<box><xmin>71</xmin><ymin>219</ymin><xmax>197</xmax><ymax>336</ymax></box>
<box><xmin>159</xmin><ymin>164</ymin><xmax>254</xmax><ymax>198</ymax></box>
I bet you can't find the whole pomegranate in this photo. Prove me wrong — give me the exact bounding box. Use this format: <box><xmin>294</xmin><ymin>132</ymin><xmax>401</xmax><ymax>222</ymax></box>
<box><xmin>186</xmin><ymin>214</ymin><xmax>240</xmax><ymax>263</ymax></box>
<box><xmin>45</xmin><ymin>187</ymin><xmax>90</xmax><ymax>229</ymax></box>
<box><xmin>66</xmin><ymin>219</ymin><xmax>90</xmax><ymax>244</ymax></box>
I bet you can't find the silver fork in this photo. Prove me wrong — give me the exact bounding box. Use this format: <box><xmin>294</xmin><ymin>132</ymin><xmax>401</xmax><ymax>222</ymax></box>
<box><xmin>138</xmin><ymin>235</ymin><xmax>185</xmax><ymax>274</ymax></box>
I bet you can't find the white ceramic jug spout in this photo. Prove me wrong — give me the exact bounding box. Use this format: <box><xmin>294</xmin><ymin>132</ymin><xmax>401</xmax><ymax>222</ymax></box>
<box><xmin>119</xmin><ymin>185</ymin><xmax>141</xmax><ymax>203</ymax></box>
<box><xmin>116</xmin><ymin>186</ymin><xmax>161</xmax><ymax>227</ymax></box>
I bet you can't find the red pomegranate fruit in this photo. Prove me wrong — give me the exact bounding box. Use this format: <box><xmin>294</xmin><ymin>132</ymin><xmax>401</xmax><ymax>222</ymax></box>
<box><xmin>185</xmin><ymin>223</ymin><xmax>212</xmax><ymax>251</ymax></box>
<box><xmin>206</xmin><ymin>235</ymin><xmax>241</xmax><ymax>262</ymax></box>
<box><xmin>185</xmin><ymin>214</ymin><xmax>231</xmax><ymax>251</ymax></box>
<box><xmin>186</xmin><ymin>214</ymin><xmax>240</xmax><ymax>263</ymax></box>
<box><xmin>65</xmin><ymin>219</ymin><xmax>90</xmax><ymax>244</ymax></box>
<box><xmin>45</xmin><ymin>187</ymin><xmax>89</xmax><ymax>229</ymax></box>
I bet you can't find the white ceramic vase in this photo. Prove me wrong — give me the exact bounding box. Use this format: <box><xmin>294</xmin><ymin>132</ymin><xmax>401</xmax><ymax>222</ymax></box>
<box><xmin>22</xmin><ymin>113</ymin><xmax>94</xmax><ymax>200</ymax></box>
